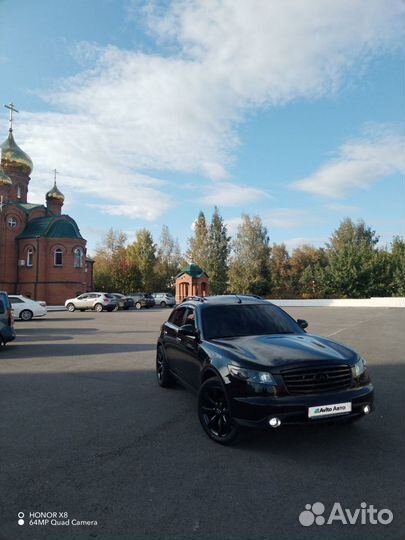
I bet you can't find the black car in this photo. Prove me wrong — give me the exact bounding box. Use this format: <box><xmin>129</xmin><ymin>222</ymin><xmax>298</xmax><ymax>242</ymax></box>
<box><xmin>128</xmin><ymin>293</ymin><xmax>156</xmax><ymax>310</ymax></box>
<box><xmin>156</xmin><ymin>295</ymin><xmax>374</xmax><ymax>444</ymax></box>
<box><xmin>0</xmin><ymin>291</ymin><xmax>16</xmax><ymax>347</ymax></box>
<box><xmin>110</xmin><ymin>293</ymin><xmax>134</xmax><ymax>310</ymax></box>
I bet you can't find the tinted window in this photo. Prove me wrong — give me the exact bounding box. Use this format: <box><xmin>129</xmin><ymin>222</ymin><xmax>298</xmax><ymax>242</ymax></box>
<box><xmin>169</xmin><ymin>307</ymin><xmax>187</xmax><ymax>327</ymax></box>
<box><xmin>202</xmin><ymin>304</ymin><xmax>300</xmax><ymax>339</ymax></box>
<box><xmin>9</xmin><ymin>297</ymin><xmax>24</xmax><ymax>304</ymax></box>
<box><xmin>184</xmin><ymin>308</ymin><xmax>196</xmax><ymax>330</ymax></box>
<box><xmin>0</xmin><ymin>299</ymin><xmax>4</xmax><ymax>314</ymax></box>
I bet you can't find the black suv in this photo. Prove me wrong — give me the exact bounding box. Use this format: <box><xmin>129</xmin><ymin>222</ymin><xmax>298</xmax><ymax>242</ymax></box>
<box><xmin>0</xmin><ymin>291</ymin><xmax>16</xmax><ymax>347</ymax></box>
<box><xmin>156</xmin><ymin>295</ymin><xmax>374</xmax><ymax>444</ymax></box>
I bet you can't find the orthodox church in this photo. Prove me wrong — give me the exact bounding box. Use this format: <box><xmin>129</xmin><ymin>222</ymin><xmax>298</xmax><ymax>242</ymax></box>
<box><xmin>0</xmin><ymin>104</ymin><xmax>93</xmax><ymax>304</ymax></box>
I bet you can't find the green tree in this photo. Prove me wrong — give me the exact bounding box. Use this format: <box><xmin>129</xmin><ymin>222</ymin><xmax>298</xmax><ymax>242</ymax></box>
<box><xmin>290</xmin><ymin>245</ymin><xmax>328</xmax><ymax>297</ymax></box>
<box><xmin>127</xmin><ymin>229</ymin><xmax>157</xmax><ymax>291</ymax></box>
<box><xmin>322</xmin><ymin>218</ymin><xmax>379</xmax><ymax>298</ymax></box>
<box><xmin>155</xmin><ymin>225</ymin><xmax>184</xmax><ymax>291</ymax></box>
<box><xmin>391</xmin><ymin>236</ymin><xmax>405</xmax><ymax>296</ymax></box>
<box><xmin>228</xmin><ymin>214</ymin><xmax>271</xmax><ymax>295</ymax></box>
<box><xmin>94</xmin><ymin>229</ymin><xmax>128</xmax><ymax>292</ymax></box>
<box><xmin>270</xmin><ymin>243</ymin><xmax>292</xmax><ymax>297</ymax></box>
<box><xmin>187</xmin><ymin>211</ymin><xmax>209</xmax><ymax>270</ymax></box>
<box><xmin>206</xmin><ymin>207</ymin><xmax>231</xmax><ymax>294</ymax></box>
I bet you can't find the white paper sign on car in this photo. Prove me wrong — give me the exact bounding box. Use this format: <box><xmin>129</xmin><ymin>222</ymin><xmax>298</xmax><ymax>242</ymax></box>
<box><xmin>308</xmin><ymin>402</ymin><xmax>352</xmax><ymax>418</ymax></box>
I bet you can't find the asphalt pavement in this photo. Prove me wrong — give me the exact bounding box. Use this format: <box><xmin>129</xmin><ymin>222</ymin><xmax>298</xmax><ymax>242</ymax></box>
<box><xmin>0</xmin><ymin>306</ymin><xmax>404</xmax><ymax>540</ymax></box>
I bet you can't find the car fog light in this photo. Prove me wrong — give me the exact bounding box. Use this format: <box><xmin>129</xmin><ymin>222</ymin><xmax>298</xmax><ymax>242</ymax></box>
<box><xmin>363</xmin><ymin>404</ymin><xmax>371</xmax><ymax>415</ymax></box>
<box><xmin>269</xmin><ymin>417</ymin><xmax>281</xmax><ymax>428</ymax></box>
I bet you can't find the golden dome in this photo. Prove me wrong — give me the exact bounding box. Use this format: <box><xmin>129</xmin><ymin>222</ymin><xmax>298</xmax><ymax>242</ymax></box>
<box><xmin>1</xmin><ymin>130</ymin><xmax>33</xmax><ymax>176</ymax></box>
<box><xmin>46</xmin><ymin>181</ymin><xmax>65</xmax><ymax>202</ymax></box>
<box><xmin>0</xmin><ymin>163</ymin><xmax>12</xmax><ymax>186</ymax></box>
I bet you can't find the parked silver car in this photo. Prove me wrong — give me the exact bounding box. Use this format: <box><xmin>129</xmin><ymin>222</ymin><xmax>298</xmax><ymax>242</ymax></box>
<box><xmin>65</xmin><ymin>292</ymin><xmax>118</xmax><ymax>312</ymax></box>
<box><xmin>152</xmin><ymin>292</ymin><xmax>176</xmax><ymax>308</ymax></box>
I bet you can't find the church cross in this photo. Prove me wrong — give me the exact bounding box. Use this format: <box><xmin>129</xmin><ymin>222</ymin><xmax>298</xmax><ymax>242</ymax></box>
<box><xmin>4</xmin><ymin>103</ymin><xmax>19</xmax><ymax>131</ymax></box>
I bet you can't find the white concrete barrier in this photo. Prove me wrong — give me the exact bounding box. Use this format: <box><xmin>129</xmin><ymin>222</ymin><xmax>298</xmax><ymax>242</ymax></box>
<box><xmin>268</xmin><ymin>297</ymin><xmax>405</xmax><ymax>308</ymax></box>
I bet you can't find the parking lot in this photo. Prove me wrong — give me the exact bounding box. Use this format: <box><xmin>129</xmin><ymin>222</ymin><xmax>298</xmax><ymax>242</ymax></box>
<box><xmin>1</xmin><ymin>306</ymin><xmax>404</xmax><ymax>540</ymax></box>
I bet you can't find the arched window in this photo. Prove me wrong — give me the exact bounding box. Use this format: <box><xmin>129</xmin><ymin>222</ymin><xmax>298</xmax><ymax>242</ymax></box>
<box><xmin>54</xmin><ymin>248</ymin><xmax>63</xmax><ymax>266</ymax></box>
<box><xmin>17</xmin><ymin>185</ymin><xmax>22</xmax><ymax>199</ymax></box>
<box><xmin>27</xmin><ymin>248</ymin><xmax>33</xmax><ymax>267</ymax></box>
<box><xmin>74</xmin><ymin>247</ymin><xmax>83</xmax><ymax>268</ymax></box>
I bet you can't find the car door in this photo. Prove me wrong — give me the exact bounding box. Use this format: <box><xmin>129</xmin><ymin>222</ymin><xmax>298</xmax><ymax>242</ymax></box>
<box><xmin>163</xmin><ymin>306</ymin><xmax>187</xmax><ymax>376</ymax></box>
<box><xmin>74</xmin><ymin>294</ymin><xmax>89</xmax><ymax>309</ymax></box>
<box><xmin>176</xmin><ymin>306</ymin><xmax>201</xmax><ymax>389</ymax></box>
<box><xmin>8</xmin><ymin>296</ymin><xmax>24</xmax><ymax>318</ymax></box>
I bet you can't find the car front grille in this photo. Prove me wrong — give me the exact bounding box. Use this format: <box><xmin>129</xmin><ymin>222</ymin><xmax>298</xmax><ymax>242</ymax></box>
<box><xmin>281</xmin><ymin>364</ymin><xmax>352</xmax><ymax>395</ymax></box>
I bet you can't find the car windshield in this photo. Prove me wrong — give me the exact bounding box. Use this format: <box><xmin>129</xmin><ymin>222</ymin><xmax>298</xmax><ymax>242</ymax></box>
<box><xmin>202</xmin><ymin>304</ymin><xmax>301</xmax><ymax>340</ymax></box>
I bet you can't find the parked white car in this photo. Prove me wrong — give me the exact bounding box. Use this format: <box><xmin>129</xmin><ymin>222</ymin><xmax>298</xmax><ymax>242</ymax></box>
<box><xmin>8</xmin><ymin>295</ymin><xmax>47</xmax><ymax>321</ymax></box>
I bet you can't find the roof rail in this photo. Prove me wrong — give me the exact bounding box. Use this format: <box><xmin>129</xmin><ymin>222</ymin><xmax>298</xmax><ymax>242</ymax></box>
<box><xmin>181</xmin><ymin>296</ymin><xmax>206</xmax><ymax>303</ymax></box>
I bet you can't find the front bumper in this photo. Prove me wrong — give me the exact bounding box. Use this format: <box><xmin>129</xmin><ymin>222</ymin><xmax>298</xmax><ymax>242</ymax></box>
<box><xmin>231</xmin><ymin>384</ymin><xmax>374</xmax><ymax>428</ymax></box>
<box><xmin>1</xmin><ymin>326</ymin><xmax>16</xmax><ymax>343</ymax></box>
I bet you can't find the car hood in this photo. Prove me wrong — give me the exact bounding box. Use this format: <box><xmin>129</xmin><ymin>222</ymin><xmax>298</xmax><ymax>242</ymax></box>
<box><xmin>208</xmin><ymin>333</ymin><xmax>357</xmax><ymax>368</ymax></box>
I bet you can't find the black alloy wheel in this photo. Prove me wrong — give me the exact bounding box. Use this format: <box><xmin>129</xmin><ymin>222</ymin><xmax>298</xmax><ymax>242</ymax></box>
<box><xmin>156</xmin><ymin>346</ymin><xmax>175</xmax><ymax>387</ymax></box>
<box><xmin>198</xmin><ymin>378</ymin><xmax>240</xmax><ymax>445</ymax></box>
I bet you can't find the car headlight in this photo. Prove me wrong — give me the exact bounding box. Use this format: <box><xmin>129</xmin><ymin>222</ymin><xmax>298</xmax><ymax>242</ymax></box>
<box><xmin>228</xmin><ymin>364</ymin><xmax>276</xmax><ymax>385</ymax></box>
<box><xmin>352</xmin><ymin>357</ymin><xmax>367</xmax><ymax>378</ymax></box>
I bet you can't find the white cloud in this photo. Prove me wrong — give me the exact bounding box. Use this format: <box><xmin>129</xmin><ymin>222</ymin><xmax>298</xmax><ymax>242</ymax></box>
<box><xmin>200</xmin><ymin>182</ymin><xmax>269</xmax><ymax>207</ymax></box>
<box><xmin>324</xmin><ymin>203</ymin><xmax>361</xmax><ymax>213</ymax></box>
<box><xmin>292</xmin><ymin>129</ymin><xmax>405</xmax><ymax>198</ymax></box>
<box><xmin>283</xmin><ymin>236</ymin><xmax>327</xmax><ymax>252</ymax></box>
<box><xmin>8</xmin><ymin>1</ymin><xmax>405</xmax><ymax>219</ymax></box>
<box><xmin>264</xmin><ymin>208</ymin><xmax>316</xmax><ymax>230</ymax></box>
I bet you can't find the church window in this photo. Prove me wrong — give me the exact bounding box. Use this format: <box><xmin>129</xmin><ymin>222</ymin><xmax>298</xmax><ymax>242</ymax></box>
<box><xmin>54</xmin><ymin>248</ymin><xmax>63</xmax><ymax>266</ymax></box>
<box><xmin>7</xmin><ymin>216</ymin><xmax>17</xmax><ymax>229</ymax></box>
<box><xmin>27</xmin><ymin>248</ymin><xmax>33</xmax><ymax>267</ymax></box>
<box><xmin>74</xmin><ymin>247</ymin><xmax>84</xmax><ymax>268</ymax></box>
<box><xmin>17</xmin><ymin>185</ymin><xmax>22</xmax><ymax>199</ymax></box>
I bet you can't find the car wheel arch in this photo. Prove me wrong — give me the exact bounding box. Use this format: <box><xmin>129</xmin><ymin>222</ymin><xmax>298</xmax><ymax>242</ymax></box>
<box><xmin>200</xmin><ymin>366</ymin><xmax>223</xmax><ymax>386</ymax></box>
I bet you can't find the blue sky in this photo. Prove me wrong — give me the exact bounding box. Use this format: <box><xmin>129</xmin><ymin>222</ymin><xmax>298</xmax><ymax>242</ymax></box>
<box><xmin>1</xmin><ymin>0</ymin><xmax>404</xmax><ymax>255</ymax></box>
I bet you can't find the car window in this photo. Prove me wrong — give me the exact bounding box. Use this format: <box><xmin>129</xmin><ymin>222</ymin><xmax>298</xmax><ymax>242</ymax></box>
<box><xmin>0</xmin><ymin>299</ymin><xmax>4</xmax><ymax>314</ymax></box>
<box><xmin>9</xmin><ymin>297</ymin><xmax>24</xmax><ymax>303</ymax></box>
<box><xmin>184</xmin><ymin>308</ymin><xmax>196</xmax><ymax>330</ymax></box>
<box><xmin>78</xmin><ymin>294</ymin><xmax>88</xmax><ymax>299</ymax></box>
<box><xmin>169</xmin><ymin>307</ymin><xmax>187</xmax><ymax>327</ymax></box>
<box><xmin>202</xmin><ymin>304</ymin><xmax>301</xmax><ymax>339</ymax></box>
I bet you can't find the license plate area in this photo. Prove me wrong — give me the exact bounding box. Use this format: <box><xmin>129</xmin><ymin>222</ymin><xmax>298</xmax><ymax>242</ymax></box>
<box><xmin>308</xmin><ymin>402</ymin><xmax>352</xmax><ymax>418</ymax></box>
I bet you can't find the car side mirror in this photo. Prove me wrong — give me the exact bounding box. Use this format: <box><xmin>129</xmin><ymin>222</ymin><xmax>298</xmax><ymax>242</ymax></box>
<box><xmin>178</xmin><ymin>324</ymin><xmax>198</xmax><ymax>339</ymax></box>
<box><xmin>297</xmin><ymin>319</ymin><xmax>308</xmax><ymax>330</ymax></box>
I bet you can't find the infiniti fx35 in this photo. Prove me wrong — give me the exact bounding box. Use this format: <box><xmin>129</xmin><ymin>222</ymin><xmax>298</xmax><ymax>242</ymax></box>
<box><xmin>156</xmin><ymin>295</ymin><xmax>374</xmax><ymax>444</ymax></box>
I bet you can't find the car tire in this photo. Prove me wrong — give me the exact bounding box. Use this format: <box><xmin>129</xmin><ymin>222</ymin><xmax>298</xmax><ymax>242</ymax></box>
<box><xmin>156</xmin><ymin>346</ymin><xmax>176</xmax><ymax>387</ymax></box>
<box><xmin>94</xmin><ymin>303</ymin><xmax>103</xmax><ymax>312</ymax></box>
<box><xmin>66</xmin><ymin>303</ymin><xmax>75</xmax><ymax>312</ymax></box>
<box><xmin>135</xmin><ymin>302</ymin><xmax>142</xmax><ymax>310</ymax></box>
<box><xmin>160</xmin><ymin>301</ymin><xmax>167</xmax><ymax>308</ymax></box>
<box><xmin>20</xmin><ymin>309</ymin><xmax>33</xmax><ymax>321</ymax></box>
<box><xmin>198</xmin><ymin>378</ymin><xmax>240</xmax><ymax>445</ymax></box>
<box><xmin>112</xmin><ymin>305</ymin><xmax>119</xmax><ymax>312</ymax></box>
